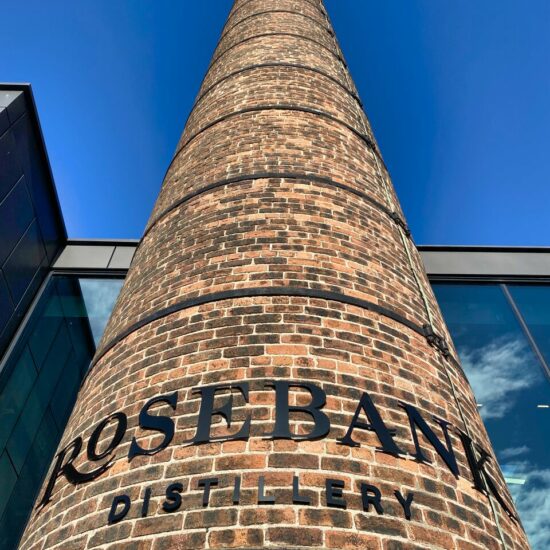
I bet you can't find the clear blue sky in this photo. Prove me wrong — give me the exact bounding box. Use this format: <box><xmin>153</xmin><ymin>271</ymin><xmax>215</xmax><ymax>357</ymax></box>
<box><xmin>1</xmin><ymin>0</ymin><xmax>548</xmax><ymax>245</ymax></box>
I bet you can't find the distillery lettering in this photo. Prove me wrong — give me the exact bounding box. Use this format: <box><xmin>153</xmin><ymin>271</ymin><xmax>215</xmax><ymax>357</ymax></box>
<box><xmin>38</xmin><ymin>380</ymin><xmax>516</xmax><ymax>521</ymax></box>
<box><xmin>107</xmin><ymin>475</ymin><xmax>414</xmax><ymax>525</ymax></box>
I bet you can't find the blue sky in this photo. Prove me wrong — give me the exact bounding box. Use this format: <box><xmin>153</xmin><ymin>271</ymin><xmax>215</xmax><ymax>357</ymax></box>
<box><xmin>1</xmin><ymin>0</ymin><xmax>548</xmax><ymax>245</ymax></box>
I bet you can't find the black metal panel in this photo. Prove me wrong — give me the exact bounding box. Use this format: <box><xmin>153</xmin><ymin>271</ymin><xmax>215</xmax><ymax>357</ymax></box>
<box><xmin>0</xmin><ymin>91</ymin><xmax>25</xmax><ymax>125</ymax></box>
<box><xmin>3</xmin><ymin>221</ymin><xmax>47</xmax><ymax>306</ymax></box>
<box><xmin>0</xmin><ymin>177</ymin><xmax>34</xmax><ymax>266</ymax></box>
<box><xmin>0</xmin><ymin>274</ymin><xmax>13</xmax><ymax>337</ymax></box>
<box><xmin>11</xmin><ymin>112</ymin><xmax>64</xmax><ymax>263</ymax></box>
<box><xmin>0</xmin><ymin>84</ymin><xmax>66</xmax><ymax>362</ymax></box>
<box><xmin>0</xmin><ymin>129</ymin><xmax>23</xmax><ymax>201</ymax></box>
<box><xmin>0</xmin><ymin>108</ymin><xmax>8</xmax><ymax>136</ymax></box>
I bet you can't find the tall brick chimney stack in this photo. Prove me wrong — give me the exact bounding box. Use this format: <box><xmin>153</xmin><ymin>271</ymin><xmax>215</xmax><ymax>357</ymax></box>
<box><xmin>22</xmin><ymin>1</ymin><xmax>529</xmax><ymax>549</ymax></box>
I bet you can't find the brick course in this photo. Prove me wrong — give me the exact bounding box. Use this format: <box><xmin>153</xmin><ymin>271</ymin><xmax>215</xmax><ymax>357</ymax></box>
<box><xmin>21</xmin><ymin>0</ymin><xmax>529</xmax><ymax>549</ymax></box>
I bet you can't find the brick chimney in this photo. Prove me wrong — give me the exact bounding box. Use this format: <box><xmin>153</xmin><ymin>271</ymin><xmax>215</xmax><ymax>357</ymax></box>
<box><xmin>22</xmin><ymin>1</ymin><xmax>529</xmax><ymax>548</ymax></box>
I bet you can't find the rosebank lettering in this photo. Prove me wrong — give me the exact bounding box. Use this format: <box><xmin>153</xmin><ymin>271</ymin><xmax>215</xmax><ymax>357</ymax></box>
<box><xmin>38</xmin><ymin>380</ymin><xmax>517</xmax><ymax>525</ymax></box>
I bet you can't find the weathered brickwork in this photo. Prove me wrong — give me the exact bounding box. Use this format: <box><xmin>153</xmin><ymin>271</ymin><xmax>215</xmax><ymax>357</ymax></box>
<box><xmin>21</xmin><ymin>0</ymin><xmax>529</xmax><ymax>549</ymax></box>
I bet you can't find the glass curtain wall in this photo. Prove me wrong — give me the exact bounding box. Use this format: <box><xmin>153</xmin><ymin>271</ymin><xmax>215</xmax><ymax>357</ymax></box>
<box><xmin>433</xmin><ymin>283</ymin><xmax>550</xmax><ymax>550</ymax></box>
<box><xmin>0</xmin><ymin>275</ymin><xmax>123</xmax><ymax>549</ymax></box>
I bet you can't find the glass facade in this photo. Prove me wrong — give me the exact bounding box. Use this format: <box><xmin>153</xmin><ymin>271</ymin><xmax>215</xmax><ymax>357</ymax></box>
<box><xmin>0</xmin><ymin>261</ymin><xmax>549</xmax><ymax>548</ymax></box>
<box><xmin>433</xmin><ymin>283</ymin><xmax>550</xmax><ymax>550</ymax></box>
<box><xmin>0</xmin><ymin>275</ymin><xmax>122</xmax><ymax>549</ymax></box>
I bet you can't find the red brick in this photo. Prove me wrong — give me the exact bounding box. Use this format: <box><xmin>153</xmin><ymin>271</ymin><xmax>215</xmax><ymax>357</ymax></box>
<box><xmin>19</xmin><ymin>2</ymin><xmax>528</xmax><ymax>550</ymax></box>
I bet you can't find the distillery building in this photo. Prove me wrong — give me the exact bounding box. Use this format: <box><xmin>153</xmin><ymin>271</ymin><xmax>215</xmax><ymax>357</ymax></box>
<box><xmin>1</xmin><ymin>1</ymin><xmax>548</xmax><ymax>549</ymax></box>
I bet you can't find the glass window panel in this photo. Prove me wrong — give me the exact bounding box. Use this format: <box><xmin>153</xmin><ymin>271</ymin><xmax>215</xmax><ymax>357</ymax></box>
<box><xmin>0</xmin><ymin>347</ymin><xmax>36</xmax><ymax>450</ymax></box>
<box><xmin>508</xmin><ymin>285</ymin><xmax>550</xmax><ymax>371</ymax></box>
<box><xmin>0</xmin><ymin>453</ymin><xmax>17</xmax><ymax>519</ymax></box>
<box><xmin>7</xmin><ymin>380</ymin><xmax>49</xmax><ymax>474</ymax></box>
<box><xmin>0</xmin><ymin>411</ymin><xmax>58</xmax><ymax>550</ymax></box>
<box><xmin>78</xmin><ymin>278</ymin><xmax>123</xmax><ymax>345</ymax></box>
<box><xmin>6</xmin><ymin>322</ymin><xmax>71</xmax><ymax>473</ymax></box>
<box><xmin>18</xmin><ymin>409</ymin><xmax>58</xmax><ymax>488</ymax></box>
<box><xmin>28</xmin><ymin>292</ymin><xmax>63</xmax><ymax>370</ymax></box>
<box><xmin>54</xmin><ymin>277</ymin><xmax>96</xmax><ymax>371</ymax></box>
<box><xmin>49</xmin><ymin>350</ymin><xmax>81</xmax><ymax>431</ymax></box>
<box><xmin>433</xmin><ymin>283</ymin><xmax>550</xmax><ymax>549</ymax></box>
<box><xmin>0</xmin><ymin>274</ymin><xmax>123</xmax><ymax>549</ymax></box>
<box><xmin>34</xmin><ymin>321</ymin><xmax>71</xmax><ymax>402</ymax></box>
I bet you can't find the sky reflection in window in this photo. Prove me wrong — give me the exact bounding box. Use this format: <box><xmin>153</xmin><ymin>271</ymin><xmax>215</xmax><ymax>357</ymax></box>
<box><xmin>433</xmin><ymin>283</ymin><xmax>550</xmax><ymax>549</ymax></box>
<box><xmin>78</xmin><ymin>278</ymin><xmax>123</xmax><ymax>345</ymax></box>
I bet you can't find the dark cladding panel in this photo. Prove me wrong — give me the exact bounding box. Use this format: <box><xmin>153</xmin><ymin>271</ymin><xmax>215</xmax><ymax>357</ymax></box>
<box><xmin>3</xmin><ymin>221</ymin><xmax>47</xmax><ymax>306</ymax></box>
<box><xmin>0</xmin><ymin>129</ymin><xmax>23</xmax><ymax>201</ymax></box>
<box><xmin>0</xmin><ymin>91</ymin><xmax>25</xmax><ymax>126</ymax></box>
<box><xmin>0</xmin><ymin>108</ymin><xmax>8</xmax><ymax>136</ymax></box>
<box><xmin>0</xmin><ymin>84</ymin><xmax>66</xmax><ymax>362</ymax></box>
<box><xmin>0</xmin><ymin>177</ymin><xmax>35</xmax><ymax>266</ymax></box>
<box><xmin>0</xmin><ymin>275</ymin><xmax>13</xmax><ymax>337</ymax></box>
<box><xmin>12</xmin><ymin>112</ymin><xmax>65</xmax><ymax>263</ymax></box>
